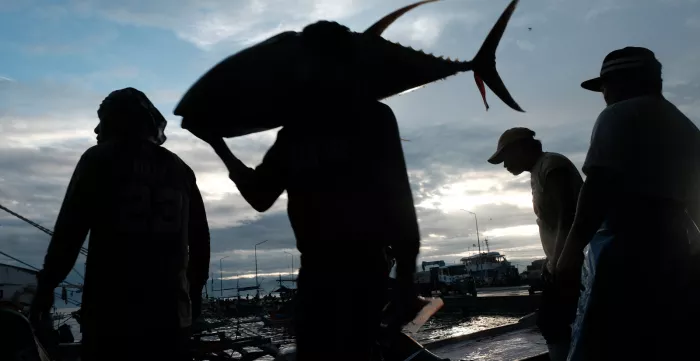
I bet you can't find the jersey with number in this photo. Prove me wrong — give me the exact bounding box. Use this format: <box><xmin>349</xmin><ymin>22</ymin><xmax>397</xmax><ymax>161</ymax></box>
<box><xmin>48</xmin><ymin>139</ymin><xmax>208</xmax><ymax>330</ymax></box>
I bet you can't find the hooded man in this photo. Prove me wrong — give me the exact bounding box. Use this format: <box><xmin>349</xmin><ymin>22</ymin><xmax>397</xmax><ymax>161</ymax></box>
<box><xmin>557</xmin><ymin>47</ymin><xmax>700</xmax><ymax>360</ymax></box>
<box><xmin>487</xmin><ymin>127</ymin><xmax>583</xmax><ymax>361</ymax></box>
<box><xmin>29</xmin><ymin>88</ymin><xmax>211</xmax><ymax>361</ymax></box>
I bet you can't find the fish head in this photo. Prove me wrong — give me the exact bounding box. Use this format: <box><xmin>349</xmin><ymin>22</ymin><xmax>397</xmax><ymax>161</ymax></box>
<box><xmin>174</xmin><ymin>30</ymin><xmax>312</xmax><ymax>137</ymax></box>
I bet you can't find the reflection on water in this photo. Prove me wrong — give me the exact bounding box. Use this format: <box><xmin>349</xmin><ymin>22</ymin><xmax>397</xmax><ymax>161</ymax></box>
<box><xmin>413</xmin><ymin>314</ymin><xmax>519</xmax><ymax>343</ymax></box>
<box><xmin>56</xmin><ymin>306</ymin><xmax>519</xmax><ymax>360</ymax></box>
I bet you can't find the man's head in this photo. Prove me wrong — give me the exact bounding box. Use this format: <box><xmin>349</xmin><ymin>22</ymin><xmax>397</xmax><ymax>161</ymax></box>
<box><xmin>581</xmin><ymin>47</ymin><xmax>663</xmax><ymax>105</ymax></box>
<box><xmin>95</xmin><ymin>87</ymin><xmax>168</xmax><ymax>145</ymax></box>
<box><xmin>487</xmin><ymin>127</ymin><xmax>543</xmax><ymax>176</ymax></box>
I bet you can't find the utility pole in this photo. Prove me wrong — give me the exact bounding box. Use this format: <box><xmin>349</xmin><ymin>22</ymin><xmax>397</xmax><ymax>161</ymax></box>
<box><xmin>462</xmin><ymin>209</ymin><xmax>484</xmax><ymax>281</ymax></box>
<box><xmin>255</xmin><ymin>240</ymin><xmax>268</xmax><ymax>295</ymax></box>
<box><xmin>220</xmin><ymin>256</ymin><xmax>230</xmax><ymax>297</ymax></box>
<box><xmin>461</xmin><ymin>209</ymin><xmax>482</xmax><ymax>254</ymax></box>
<box><xmin>284</xmin><ymin>251</ymin><xmax>294</xmax><ymax>278</ymax></box>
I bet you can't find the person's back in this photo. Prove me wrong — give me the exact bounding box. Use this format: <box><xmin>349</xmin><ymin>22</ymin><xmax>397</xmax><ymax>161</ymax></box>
<box><xmin>80</xmin><ymin>139</ymin><xmax>196</xmax><ymax>331</ymax></box>
<box><xmin>30</xmin><ymin>88</ymin><xmax>210</xmax><ymax>361</ymax></box>
<box><xmin>287</xmin><ymin>99</ymin><xmax>419</xmax><ymax>361</ymax></box>
<box><xmin>588</xmin><ymin>95</ymin><xmax>699</xmax><ymax>205</ymax></box>
<box><xmin>193</xmin><ymin>97</ymin><xmax>420</xmax><ymax>361</ymax></box>
<box><xmin>280</xmin><ymin>100</ymin><xmax>417</xmax><ymax>255</ymax></box>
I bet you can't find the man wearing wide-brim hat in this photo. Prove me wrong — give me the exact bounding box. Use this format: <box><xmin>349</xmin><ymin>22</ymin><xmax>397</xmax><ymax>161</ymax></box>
<box><xmin>557</xmin><ymin>47</ymin><xmax>700</xmax><ymax>360</ymax></box>
<box><xmin>487</xmin><ymin>127</ymin><xmax>583</xmax><ymax>361</ymax></box>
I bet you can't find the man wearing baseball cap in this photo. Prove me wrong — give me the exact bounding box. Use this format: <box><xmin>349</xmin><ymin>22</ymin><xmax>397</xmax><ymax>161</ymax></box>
<box><xmin>488</xmin><ymin>127</ymin><xmax>583</xmax><ymax>361</ymax></box>
<box><xmin>557</xmin><ymin>47</ymin><xmax>700</xmax><ymax>360</ymax></box>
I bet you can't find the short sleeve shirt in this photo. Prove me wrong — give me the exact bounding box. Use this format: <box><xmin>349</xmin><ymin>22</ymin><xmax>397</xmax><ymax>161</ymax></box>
<box><xmin>582</xmin><ymin>95</ymin><xmax>700</xmax><ymax>203</ymax></box>
<box><xmin>531</xmin><ymin>152</ymin><xmax>583</xmax><ymax>265</ymax></box>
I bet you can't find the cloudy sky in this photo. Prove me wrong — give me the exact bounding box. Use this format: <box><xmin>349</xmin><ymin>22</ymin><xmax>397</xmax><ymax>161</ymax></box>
<box><xmin>1</xmin><ymin>0</ymin><xmax>699</xmax><ymax>300</ymax></box>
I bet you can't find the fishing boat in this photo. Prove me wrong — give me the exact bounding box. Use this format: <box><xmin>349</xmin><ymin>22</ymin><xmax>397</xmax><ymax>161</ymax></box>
<box><xmin>414</xmin><ymin>261</ymin><xmax>478</xmax><ymax>297</ymax></box>
<box><xmin>460</xmin><ymin>252</ymin><xmax>520</xmax><ymax>287</ymax></box>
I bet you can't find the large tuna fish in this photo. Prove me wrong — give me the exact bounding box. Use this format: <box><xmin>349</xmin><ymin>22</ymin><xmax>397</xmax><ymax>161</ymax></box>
<box><xmin>175</xmin><ymin>0</ymin><xmax>523</xmax><ymax>138</ymax></box>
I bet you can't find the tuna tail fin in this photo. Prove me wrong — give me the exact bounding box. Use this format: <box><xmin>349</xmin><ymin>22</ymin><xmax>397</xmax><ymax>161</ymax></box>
<box><xmin>471</xmin><ymin>0</ymin><xmax>524</xmax><ymax>112</ymax></box>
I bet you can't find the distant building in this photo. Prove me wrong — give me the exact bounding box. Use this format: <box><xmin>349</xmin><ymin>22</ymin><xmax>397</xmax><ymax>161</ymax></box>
<box><xmin>0</xmin><ymin>263</ymin><xmax>38</xmax><ymax>303</ymax></box>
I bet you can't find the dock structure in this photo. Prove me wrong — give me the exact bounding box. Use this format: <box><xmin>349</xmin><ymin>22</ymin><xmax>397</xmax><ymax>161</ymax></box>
<box><xmin>439</xmin><ymin>285</ymin><xmax>542</xmax><ymax>316</ymax></box>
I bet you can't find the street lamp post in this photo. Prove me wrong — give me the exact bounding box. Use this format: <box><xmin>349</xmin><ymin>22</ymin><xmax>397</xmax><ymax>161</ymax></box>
<box><xmin>284</xmin><ymin>251</ymin><xmax>294</xmax><ymax>278</ymax></box>
<box><xmin>461</xmin><ymin>209</ymin><xmax>482</xmax><ymax>254</ymax></box>
<box><xmin>255</xmin><ymin>240</ymin><xmax>269</xmax><ymax>294</ymax></box>
<box><xmin>219</xmin><ymin>255</ymin><xmax>230</xmax><ymax>297</ymax></box>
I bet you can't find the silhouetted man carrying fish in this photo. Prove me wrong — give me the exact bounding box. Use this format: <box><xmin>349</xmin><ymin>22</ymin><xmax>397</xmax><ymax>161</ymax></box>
<box><xmin>558</xmin><ymin>47</ymin><xmax>700</xmax><ymax>361</ymax></box>
<box><xmin>487</xmin><ymin>128</ymin><xmax>582</xmax><ymax>361</ymax></box>
<box><xmin>194</xmin><ymin>92</ymin><xmax>421</xmax><ymax>361</ymax></box>
<box><xmin>174</xmin><ymin>1</ymin><xmax>524</xmax><ymax>360</ymax></box>
<box><xmin>29</xmin><ymin>88</ymin><xmax>211</xmax><ymax>361</ymax></box>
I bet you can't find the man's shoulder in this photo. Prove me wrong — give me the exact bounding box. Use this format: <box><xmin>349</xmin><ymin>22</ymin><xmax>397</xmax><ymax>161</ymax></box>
<box><xmin>79</xmin><ymin>144</ymin><xmax>110</xmax><ymax>165</ymax></box>
<box><xmin>540</xmin><ymin>152</ymin><xmax>581</xmax><ymax>179</ymax></box>
<box><xmin>158</xmin><ymin>146</ymin><xmax>196</xmax><ymax>178</ymax></box>
<box><xmin>543</xmin><ymin>151</ymin><xmax>573</xmax><ymax>163</ymax></box>
<box><xmin>597</xmin><ymin>95</ymin><xmax>666</xmax><ymax>123</ymax></box>
<box><xmin>541</xmin><ymin>152</ymin><xmax>575</xmax><ymax>169</ymax></box>
<box><xmin>360</xmin><ymin>101</ymin><xmax>398</xmax><ymax>135</ymax></box>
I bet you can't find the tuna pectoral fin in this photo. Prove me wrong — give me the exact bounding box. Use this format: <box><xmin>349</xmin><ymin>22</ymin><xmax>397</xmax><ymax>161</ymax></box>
<box><xmin>471</xmin><ymin>0</ymin><xmax>524</xmax><ymax>112</ymax></box>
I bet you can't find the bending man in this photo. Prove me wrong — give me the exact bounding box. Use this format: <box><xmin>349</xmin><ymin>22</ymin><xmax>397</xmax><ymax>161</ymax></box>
<box><xmin>487</xmin><ymin>127</ymin><xmax>583</xmax><ymax>361</ymax></box>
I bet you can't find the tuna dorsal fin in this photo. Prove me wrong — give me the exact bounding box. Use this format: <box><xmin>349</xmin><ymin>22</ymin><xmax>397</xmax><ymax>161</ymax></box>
<box><xmin>364</xmin><ymin>0</ymin><xmax>440</xmax><ymax>36</ymax></box>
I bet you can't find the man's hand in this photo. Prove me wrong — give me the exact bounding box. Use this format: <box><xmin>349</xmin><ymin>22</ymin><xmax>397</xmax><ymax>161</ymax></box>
<box><xmin>555</xmin><ymin>250</ymin><xmax>584</xmax><ymax>285</ymax></box>
<box><xmin>187</xmin><ymin>126</ymin><xmax>226</xmax><ymax>148</ymax></box>
<box><xmin>384</xmin><ymin>292</ymin><xmax>425</xmax><ymax>333</ymax></box>
<box><xmin>385</xmin><ymin>267</ymin><xmax>420</xmax><ymax>331</ymax></box>
<box><xmin>29</xmin><ymin>287</ymin><xmax>54</xmax><ymax>329</ymax></box>
<box><xmin>190</xmin><ymin>284</ymin><xmax>204</xmax><ymax>321</ymax></box>
<box><xmin>541</xmin><ymin>265</ymin><xmax>553</xmax><ymax>284</ymax></box>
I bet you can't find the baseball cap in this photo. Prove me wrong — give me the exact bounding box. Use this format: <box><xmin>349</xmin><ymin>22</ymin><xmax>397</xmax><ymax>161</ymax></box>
<box><xmin>487</xmin><ymin>127</ymin><xmax>536</xmax><ymax>164</ymax></box>
<box><xmin>581</xmin><ymin>47</ymin><xmax>662</xmax><ymax>92</ymax></box>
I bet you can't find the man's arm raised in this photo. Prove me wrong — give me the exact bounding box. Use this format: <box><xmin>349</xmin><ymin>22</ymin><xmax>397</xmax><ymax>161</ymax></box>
<box><xmin>205</xmin><ymin>136</ymin><xmax>286</xmax><ymax>212</ymax></box>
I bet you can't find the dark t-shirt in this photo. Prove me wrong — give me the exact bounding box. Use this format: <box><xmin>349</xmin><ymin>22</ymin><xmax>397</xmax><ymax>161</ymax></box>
<box><xmin>229</xmin><ymin>100</ymin><xmax>420</xmax><ymax>264</ymax></box>
<box><xmin>41</xmin><ymin>139</ymin><xmax>210</xmax><ymax>330</ymax></box>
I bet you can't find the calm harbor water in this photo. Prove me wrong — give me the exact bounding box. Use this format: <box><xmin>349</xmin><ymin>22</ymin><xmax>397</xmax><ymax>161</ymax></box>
<box><xmin>55</xmin><ymin>307</ymin><xmax>519</xmax><ymax>359</ymax></box>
